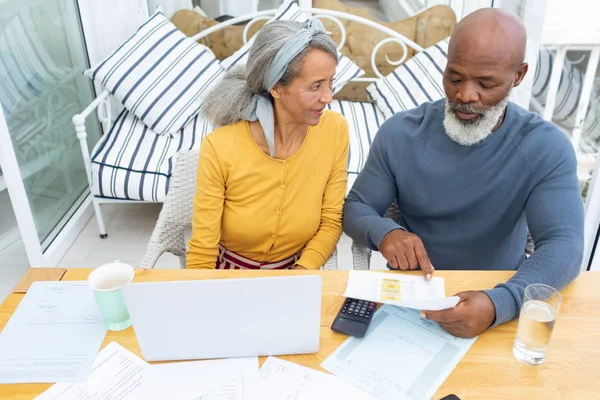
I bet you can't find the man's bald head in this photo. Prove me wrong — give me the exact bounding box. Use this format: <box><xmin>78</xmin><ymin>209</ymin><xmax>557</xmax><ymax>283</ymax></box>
<box><xmin>451</xmin><ymin>8</ymin><xmax>527</xmax><ymax>69</ymax></box>
<box><xmin>442</xmin><ymin>8</ymin><xmax>529</xmax><ymax>146</ymax></box>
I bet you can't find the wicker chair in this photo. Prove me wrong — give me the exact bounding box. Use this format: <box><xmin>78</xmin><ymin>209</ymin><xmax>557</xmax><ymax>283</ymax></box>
<box><xmin>140</xmin><ymin>150</ymin><xmax>338</xmax><ymax>269</ymax></box>
<box><xmin>350</xmin><ymin>200</ymin><xmax>535</xmax><ymax>270</ymax></box>
<box><xmin>351</xmin><ymin>200</ymin><xmax>401</xmax><ymax>270</ymax></box>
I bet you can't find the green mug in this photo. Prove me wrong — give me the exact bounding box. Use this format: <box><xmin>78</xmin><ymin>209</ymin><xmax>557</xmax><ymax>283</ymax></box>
<box><xmin>88</xmin><ymin>262</ymin><xmax>135</xmax><ymax>331</ymax></box>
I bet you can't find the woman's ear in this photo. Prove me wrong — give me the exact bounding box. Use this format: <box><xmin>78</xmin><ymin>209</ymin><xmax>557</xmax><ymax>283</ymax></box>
<box><xmin>269</xmin><ymin>84</ymin><xmax>282</xmax><ymax>99</ymax></box>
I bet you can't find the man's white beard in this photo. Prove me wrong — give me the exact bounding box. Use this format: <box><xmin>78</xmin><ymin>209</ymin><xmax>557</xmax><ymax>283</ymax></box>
<box><xmin>443</xmin><ymin>94</ymin><xmax>510</xmax><ymax>146</ymax></box>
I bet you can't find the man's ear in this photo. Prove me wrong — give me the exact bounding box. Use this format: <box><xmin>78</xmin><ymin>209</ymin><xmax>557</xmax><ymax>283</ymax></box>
<box><xmin>513</xmin><ymin>62</ymin><xmax>528</xmax><ymax>87</ymax></box>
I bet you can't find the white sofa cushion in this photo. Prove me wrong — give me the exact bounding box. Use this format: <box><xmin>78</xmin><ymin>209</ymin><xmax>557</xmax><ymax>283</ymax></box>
<box><xmin>91</xmin><ymin>110</ymin><xmax>212</xmax><ymax>201</ymax></box>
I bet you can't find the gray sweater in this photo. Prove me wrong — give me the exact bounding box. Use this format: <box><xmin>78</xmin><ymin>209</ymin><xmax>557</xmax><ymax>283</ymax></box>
<box><xmin>344</xmin><ymin>99</ymin><xmax>584</xmax><ymax>326</ymax></box>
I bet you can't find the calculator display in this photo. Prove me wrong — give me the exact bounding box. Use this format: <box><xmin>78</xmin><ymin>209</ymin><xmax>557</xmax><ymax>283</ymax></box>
<box><xmin>337</xmin><ymin>316</ymin><xmax>366</xmax><ymax>329</ymax></box>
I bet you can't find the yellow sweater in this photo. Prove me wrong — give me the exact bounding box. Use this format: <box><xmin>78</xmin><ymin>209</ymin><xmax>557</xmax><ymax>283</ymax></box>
<box><xmin>187</xmin><ymin>110</ymin><xmax>349</xmax><ymax>269</ymax></box>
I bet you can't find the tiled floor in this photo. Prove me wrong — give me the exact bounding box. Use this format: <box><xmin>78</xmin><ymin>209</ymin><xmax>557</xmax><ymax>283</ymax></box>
<box><xmin>59</xmin><ymin>203</ymin><xmax>178</xmax><ymax>269</ymax></box>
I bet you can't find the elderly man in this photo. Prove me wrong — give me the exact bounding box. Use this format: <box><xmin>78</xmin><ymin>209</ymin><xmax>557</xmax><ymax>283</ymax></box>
<box><xmin>343</xmin><ymin>8</ymin><xmax>584</xmax><ymax>338</ymax></box>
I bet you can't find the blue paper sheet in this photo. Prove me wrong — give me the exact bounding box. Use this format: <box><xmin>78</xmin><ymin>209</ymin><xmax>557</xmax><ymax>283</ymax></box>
<box><xmin>321</xmin><ymin>305</ymin><xmax>476</xmax><ymax>400</ymax></box>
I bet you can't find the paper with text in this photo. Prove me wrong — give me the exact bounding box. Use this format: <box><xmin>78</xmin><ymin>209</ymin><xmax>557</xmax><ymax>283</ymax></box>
<box><xmin>138</xmin><ymin>357</ymin><xmax>259</xmax><ymax>400</ymax></box>
<box><xmin>35</xmin><ymin>342</ymin><xmax>148</xmax><ymax>399</ymax></box>
<box><xmin>257</xmin><ymin>356</ymin><xmax>374</xmax><ymax>400</ymax></box>
<box><xmin>0</xmin><ymin>281</ymin><xmax>107</xmax><ymax>383</ymax></box>
<box><xmin>344</xmin><ymin>271</ymin><xmax>459</xmax><ymax>311</ymax></box>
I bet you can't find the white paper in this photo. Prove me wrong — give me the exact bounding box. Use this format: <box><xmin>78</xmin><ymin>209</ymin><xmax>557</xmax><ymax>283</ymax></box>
<box><xmin>344</xmin><ymin>271</ymin><xmax>460</xmax><ymax>311</ymax></box>
<box><xmin>137</xmin><ymin>357</ymin><xmax>259</xmax><ymax>400</ymax></box>
<box><xmin>258</xmin><ymin>357</ymin><xmax>374</xmax><ymax>400</ymax></box>
<box><xmin>0</xmin><ymin>281</ymin><xmax>107</xmax><ymax>383</ymax></box>
<box><xmin>321</xmin><ymin>305</ymin><xmax>477</xmax><ymax>400</ymax></box>
<box><xmin>35</xmin><ymin>342</ymin><xmax>148</xmax><ymax>399</ymax></box>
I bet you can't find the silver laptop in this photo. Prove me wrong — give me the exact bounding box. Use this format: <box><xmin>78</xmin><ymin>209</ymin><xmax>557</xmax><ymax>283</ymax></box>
<box><xmin>122</xmin><ymin>275</ymin><xmax>322</xmax><ymax>361</ymax></box>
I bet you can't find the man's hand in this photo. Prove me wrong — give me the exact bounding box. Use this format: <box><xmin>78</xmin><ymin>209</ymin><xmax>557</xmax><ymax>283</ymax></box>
<box><xmin>379</xmin><ymin>229</ymin><xmax>435</xmax><ymax>280</ymax></box>
<box><xmin>421</xmin><ymin>291</ymin><xmax>496</xmax><ymax>338</ymax></box>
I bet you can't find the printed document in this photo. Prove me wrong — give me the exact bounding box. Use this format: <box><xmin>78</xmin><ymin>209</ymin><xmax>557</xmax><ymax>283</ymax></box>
<box><xmin>258</xmin><ymin>357</ymin><xmax>374</xmax><ymax>400</ymax></box>
<box><xmin>344</xmin><ymin>271</ymin><xmax>459</xmax><ymax>311</ymax></box>
<box><xmin>321</xmin><ymin>305</ymin><xmax>477</xmax><ymax>400</ymax></box>
<box><xmin>0</xmin><ymin>281</ymin><xmax>107</xmax><ymax>383</ymax></box>
<box><xmin>36</xmin><ymin>342</ymin><xmax>147</xmax><ymax>399</ymax></box>
<box><xmin>138</xmin><ymin>357</ymin><xmax>259</xmax><ymax>400</ymax></box>
<box><xmin>38</xmin><ymin>343</ymin><xmax>258</xmax><ymax>400</ymax></box>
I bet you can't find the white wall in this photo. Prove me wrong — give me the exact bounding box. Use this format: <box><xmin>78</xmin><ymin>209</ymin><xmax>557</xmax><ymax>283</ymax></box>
<box><xmin>78</xmin><ymin>0</ymin><xmax>150</xmax><ymax>125</ymax></box>
<box><xmin>218</xmin><ymin>0</ymin><xmax>259</xmax><ymax>16</ymax></box>
<box><xmin>78</xmin><ymin>0</ymin><xmax>150</xmax><ymax>67</ymax></box>
<box><xmin>542</xmin><ymin>0</ymin><xmax>600</xmax><ymax>45</ymax></box>
<box><xmin>148</xmin><ymin>0</ymin><xmax>193</xmax><ymax>18</ymax></box>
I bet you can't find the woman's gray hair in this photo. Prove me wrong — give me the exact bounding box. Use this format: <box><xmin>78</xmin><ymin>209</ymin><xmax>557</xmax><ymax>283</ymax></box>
<box><xmin>201</xmin><ymin>20</ymin><xmax>338</xmax><ymax>127</ymax></box>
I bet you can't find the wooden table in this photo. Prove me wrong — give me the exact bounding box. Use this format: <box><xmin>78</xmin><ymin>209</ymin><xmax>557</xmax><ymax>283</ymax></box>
<box><xmin>1</xmin><ymin>269</ymin><xmax>599</xmax><ymax>400</ymax></box>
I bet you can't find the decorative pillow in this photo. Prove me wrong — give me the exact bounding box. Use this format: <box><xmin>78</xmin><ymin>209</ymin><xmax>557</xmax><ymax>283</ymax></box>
<box><xmin>366</xmin><ymin>38</ymin><xmax>449</xmax><ymax>119</ymax></box>
<box><xmin>326</xmin><ymin>100</ymin><xmax>385</xmax><ymax>177</ymax></box>
<box><xmin>220</xmin><ymin>0</ymin><xmax>365</xmax><ymax>94</ymax></box>
<box><xmin>84</xmin><ymin>8</ymin><xmax>224</xmax><ymax>135</ymax></box>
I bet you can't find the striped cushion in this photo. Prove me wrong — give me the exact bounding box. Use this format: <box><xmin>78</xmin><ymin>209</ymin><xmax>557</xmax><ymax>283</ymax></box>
<box><xmin>326</xmin><ymin>100</ymin><xmax>384</xmax><ymax>176</ymax></box>
<box><xmin>0</xmin><ymin>9</ymin><xmax>72</xmax><ymax>117</ymax></box>
<box><xmin>367</xmin><ymin>39</ymin><xmax>448</xmax><ymax>119</ymax></box>
<box><xmin>84</xmin><ymin>8</ymin><xmax>224</xmax><ymax>135</ymax></box>
<box><xmin>220</xmin><ymin>0</ymin><xmax>364</xmax><ymax>94</ymax></box>
<box><xmin>91</xmin><ymin>110</ymin><xmax>212</xmax><ymax>201</ymax></box>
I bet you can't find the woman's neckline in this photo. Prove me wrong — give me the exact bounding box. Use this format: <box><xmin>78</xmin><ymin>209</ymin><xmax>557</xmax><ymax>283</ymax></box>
<box><xmin>244</xmin><ymin>120</ymin><xmax>312</xmax><ymax>162</ymax></box>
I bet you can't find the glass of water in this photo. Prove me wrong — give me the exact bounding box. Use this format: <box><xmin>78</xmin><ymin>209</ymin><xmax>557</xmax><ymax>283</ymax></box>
<box><xmin>513</xmin><ymin>284</ymin><xmax>562</xmax><ymax>366</ymax></box>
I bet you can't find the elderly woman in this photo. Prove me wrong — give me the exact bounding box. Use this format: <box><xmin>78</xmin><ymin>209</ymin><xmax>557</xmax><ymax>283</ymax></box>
<box><xmin>186</xmin><ymin>20</ymin><xmax>349</xmax><ymax>270</ymax></box>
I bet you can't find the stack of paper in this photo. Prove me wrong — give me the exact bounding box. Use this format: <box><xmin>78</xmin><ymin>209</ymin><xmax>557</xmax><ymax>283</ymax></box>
<box><xmin>344</xmin><ymin>271</ymin><xmax>460</xmax><ymax>310</ymax></box>
<box><xmin>36</xmin><ymin>324</ymin><xmax>475</xmax><ymax>400</ymax></box>
<box><xmin>36</xmin><ymin>346</ymin><xmax>372</xmax><ymax>400</ymax></box>
<box><xmin>27</xmin><ymin>273</ymin><xmax>474</xmax><ymax>400</ymax></box>
<box><xmin>36</xmin><ymin>343</ymin><xmax>259</xmax><ymax>400</ymax></box>
<box><xmin>0</xmin><ymin>282</ymin><xmax>107</xmax><ymax>384</ymax></box>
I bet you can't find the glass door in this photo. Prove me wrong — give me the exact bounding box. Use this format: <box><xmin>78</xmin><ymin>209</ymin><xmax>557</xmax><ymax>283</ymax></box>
<box><xmin>0</xmin><ymin>0</ymin><xmax>101</xmax><ymax>255</ymax></box>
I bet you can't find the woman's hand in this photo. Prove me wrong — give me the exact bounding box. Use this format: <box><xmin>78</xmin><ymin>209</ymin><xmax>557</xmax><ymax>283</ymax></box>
<box><xmin>293</xmin><ymin>264</ymin><xmax>307</xmax><ymax>270</ymax></box>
